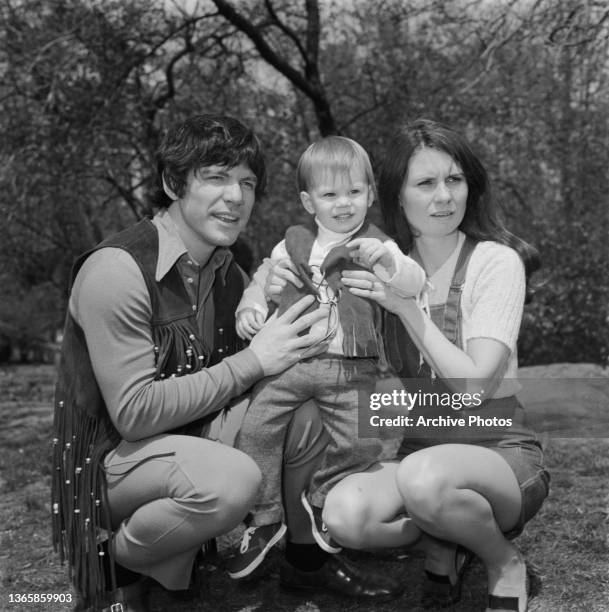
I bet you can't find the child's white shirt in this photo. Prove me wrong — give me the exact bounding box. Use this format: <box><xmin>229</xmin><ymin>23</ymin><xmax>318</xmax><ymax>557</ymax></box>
<box><xmin>237</xmin><ymin>219</ymin><xmax>426</xmax><ymax>356</ymax></box>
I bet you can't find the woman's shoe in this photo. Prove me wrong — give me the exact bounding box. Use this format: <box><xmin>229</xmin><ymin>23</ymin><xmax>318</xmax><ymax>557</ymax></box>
<box><xmin>421</xmin><ymin>546</ymin><xmax>474</xmax><ymax>609</ymax></box>
<box><xmin>486</xmin><ymin>555</ymin><xmax>529</xmax><ymax>612</ymax></box>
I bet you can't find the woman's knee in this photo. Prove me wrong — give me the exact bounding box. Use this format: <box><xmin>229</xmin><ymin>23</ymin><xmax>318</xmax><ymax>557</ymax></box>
<box><xmin>322</xmin><ymin>486</ymin><xmax>373</xmax><ymax>549</ymax></box>
<box><xmin>396</xmin><ymin>453</ymin><xmax>450</xmax><ymax>525</ymax></box>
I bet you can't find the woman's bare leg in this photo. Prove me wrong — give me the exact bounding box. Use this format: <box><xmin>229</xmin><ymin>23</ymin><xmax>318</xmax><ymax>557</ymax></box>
<box><xmin>396</xmin><ymin>444</ymin><xmax>527</xmax><ymax>611</ymax></box>
<box><xmin>322</xmin><ymin>460</ymin><xmax>421</xmax><ymax>549</ymax></box>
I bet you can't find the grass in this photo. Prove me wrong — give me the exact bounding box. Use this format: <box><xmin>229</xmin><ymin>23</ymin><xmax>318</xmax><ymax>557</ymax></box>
<box><xmin>1</xmin><ymin>364</ymin><xmax>608</xmax><ymax>611</ymax></box>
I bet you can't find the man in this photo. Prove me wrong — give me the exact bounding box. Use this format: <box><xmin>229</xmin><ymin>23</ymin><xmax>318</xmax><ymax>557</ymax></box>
<box><xmin>52</xmin><ymin>115</ymin><xmax>402</xmax><ymax>611</ymax></box>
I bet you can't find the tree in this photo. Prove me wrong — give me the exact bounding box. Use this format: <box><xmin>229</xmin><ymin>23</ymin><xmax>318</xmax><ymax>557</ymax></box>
<box><xmin>211</xmin><ymin>0</ymin><xmax>338</xmax><ymax>135</ymax></box>
<box><xmin>1</xmin><ymin>0</ymin><xmax>608</xmax><ymax>364</ymax></box>
<box><xmin>0</xmin><ymin>0</ymin><xmax>252</xmax><ymax>350</ymax></box>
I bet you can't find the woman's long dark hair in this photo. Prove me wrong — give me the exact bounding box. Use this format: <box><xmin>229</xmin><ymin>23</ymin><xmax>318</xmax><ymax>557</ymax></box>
<box><xmin>379</xmin><ymin>119</ymin><xmax>540</xmax><ymax>285</ymax></box>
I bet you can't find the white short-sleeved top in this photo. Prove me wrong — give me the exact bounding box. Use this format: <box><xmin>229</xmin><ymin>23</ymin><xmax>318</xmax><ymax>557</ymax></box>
<box><xmin>426</xmin><ymin>231</ymin><xmax>525</xmax><ymax>396</ymax></box>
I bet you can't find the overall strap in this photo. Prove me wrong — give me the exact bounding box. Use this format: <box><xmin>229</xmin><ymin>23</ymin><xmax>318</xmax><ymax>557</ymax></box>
<box><xmin>441</xmin><ymin>236</ymin><xmax>477</xmax><ymax>346</ymax></box>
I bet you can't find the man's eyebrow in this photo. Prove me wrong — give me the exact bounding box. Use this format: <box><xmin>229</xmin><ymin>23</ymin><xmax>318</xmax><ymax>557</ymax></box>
<box><xmin>199</xmin><ymin>167</ymin><xmax>228</xmax><ymax>176</ymax></box>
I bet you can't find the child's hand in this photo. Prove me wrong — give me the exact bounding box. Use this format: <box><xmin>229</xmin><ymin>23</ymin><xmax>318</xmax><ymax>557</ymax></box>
<box><xmin>236</xmin><ymin>308</ymin><xmax>266</xmax><ymax>340</ymax></box>
<box><xmin>347</xmin><ymin>237</ymin><xmax>396</xmax><ymax>277</ymax></box>
<box><xmin>264</xmin><ymin>258</ymin><xmax>302</xmax><ymax>303</ymax></box>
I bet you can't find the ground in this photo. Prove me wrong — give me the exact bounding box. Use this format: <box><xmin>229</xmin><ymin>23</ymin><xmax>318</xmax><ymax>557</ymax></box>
<box><xmin>1</xmin><ymin>364</ymin><xmax>608</xmax><ymax>611</ymax></box>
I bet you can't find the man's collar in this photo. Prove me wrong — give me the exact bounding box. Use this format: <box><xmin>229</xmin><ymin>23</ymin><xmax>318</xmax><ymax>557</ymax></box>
<box><xmin>209</xmin><ymin>248</ymin><xmax>234</xmax><ymax>283</ymax></box>
<box><xmin>152</xmin><ymin>210</ymin><xmax>233</xmax><ymax>281</ymax></box>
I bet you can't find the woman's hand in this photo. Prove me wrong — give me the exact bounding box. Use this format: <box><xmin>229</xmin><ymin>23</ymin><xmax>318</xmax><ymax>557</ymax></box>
<box><xmin>341</xmin><ymin>269</ymin><xmax>412</xmax><ymax>314</ymax></box>
<box><xmin>264</xmin><ymin>258</ymin><xmax>303</xmax><ymax>304</ymax></box>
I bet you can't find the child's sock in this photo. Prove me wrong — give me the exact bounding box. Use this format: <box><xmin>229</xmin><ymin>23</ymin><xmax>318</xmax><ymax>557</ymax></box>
<box><xmin>285</xmin><ymin>541</ymin><xmax>330</xmax><ymax>572</ymax></box>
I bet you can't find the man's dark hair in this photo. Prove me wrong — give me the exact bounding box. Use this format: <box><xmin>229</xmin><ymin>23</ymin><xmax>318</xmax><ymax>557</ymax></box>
<box><xmin>155</xmin><ymin>114</ymin><xmax>267</xmax><ymax>208</ymax></box>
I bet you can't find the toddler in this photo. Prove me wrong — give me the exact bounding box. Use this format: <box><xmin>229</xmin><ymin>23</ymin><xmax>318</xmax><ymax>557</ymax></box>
<box><xmin>228</xmin><ymin>136</ymin><xmax>426</xmax><ymax>579</ymax></box>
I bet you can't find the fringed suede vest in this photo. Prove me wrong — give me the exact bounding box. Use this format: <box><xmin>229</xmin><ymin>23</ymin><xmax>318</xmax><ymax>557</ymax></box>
<box><xmin>51</xmin><ymin>219</ymin><xmax>244</xmax><ymax>606</ymax></box>
<box><xmin>277</xmin><ymin>221</ymin><xmax>389</xmax><ymax>360</ymax></box>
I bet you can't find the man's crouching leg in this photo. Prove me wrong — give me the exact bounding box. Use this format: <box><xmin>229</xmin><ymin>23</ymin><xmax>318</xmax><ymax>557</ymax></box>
<box><xmin>104</xmin><ymin>434</ymin><xmax>261</xmax><ymax>591</ymax></box>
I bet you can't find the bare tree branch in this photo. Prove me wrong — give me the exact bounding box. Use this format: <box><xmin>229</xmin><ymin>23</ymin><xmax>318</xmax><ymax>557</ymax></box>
<box><xmin>152</xmin><ymin>32</ymin><xmax>194</xmax><ymax>110</ymax></box>
<box><xmin>263</xmin><ymin>0</ymin><xmax>308</xmax><ymax>62</ymax></box>
<box><xmin>7</xmin><ymin>214</ymin><xmax>66</xmax><ymax>250</ymax></box>
<box><xmin>211</xmin><ymin>0</ymin><xmax>337</xmax><ymax>135</ymax></box>
<box><xmin>100</xmin><ymin>173</ymin><xmax>147</xmax><ymax>220</ymax></box>
<box><xmin>304</xmin><ymin>0</ymin><xmax>320</xmax><ymax>68</ymax></box>
<box><xmin>339</xmin><ymin>98</ymin><xmax>389</xmax><ymax>133</ymax></box>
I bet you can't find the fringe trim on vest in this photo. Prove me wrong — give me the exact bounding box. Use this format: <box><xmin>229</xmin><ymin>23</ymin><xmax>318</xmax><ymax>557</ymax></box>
<box><xmin>52</xmin><ymin>402</ymin><xmax>118</xmax><ymax>608</ymax></box>
<box><xmin>339</xmin><ymin>293</ymin><xmax>385</xmax><ymax>359</ymax></box>
<box><xmin>153</xmin><ymin>319</ymin><xmax>209</xmax><ymax>378</ymax></box>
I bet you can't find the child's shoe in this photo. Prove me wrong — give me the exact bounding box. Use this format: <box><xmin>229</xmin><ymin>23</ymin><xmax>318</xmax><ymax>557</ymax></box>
<box><xmin>300</xmin><ymin>491</ymin><xmax>342</xmax><ymax>554</ymax></box>
<box><xmin>226</xmin><ymin>522</ymin><xmax>287</xmax><ymax>579</ymax></box>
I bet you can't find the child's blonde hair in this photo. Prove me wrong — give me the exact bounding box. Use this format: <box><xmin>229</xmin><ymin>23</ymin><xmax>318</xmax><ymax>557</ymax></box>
<box><xmin>296</xmin><ymin>136</ymin><xmax>377</xmax><ymax>200</ymax></box>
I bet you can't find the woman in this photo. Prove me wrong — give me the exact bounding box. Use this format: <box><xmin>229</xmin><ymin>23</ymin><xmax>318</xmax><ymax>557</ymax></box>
<box><xmin>322</xmin><ymin>119</ymin><xmax>550</xmax><ymax>612</ymax></box>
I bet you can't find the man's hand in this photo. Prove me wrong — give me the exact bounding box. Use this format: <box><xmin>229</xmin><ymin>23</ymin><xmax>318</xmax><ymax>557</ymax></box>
<box><xmin>249</xmin><ymin>295</ymin><xmax>330</xmax><ymax>375</ymax></box>
<box><xmin>347</xmin><ymin>237</ymin><xmax>396</xmax><ymax>277</ymax></box>
<box><xmin>236</xmin><ymin>308</ymin><xmax>265</xmax><ymax>340</ymax></box>
<box><xmin>264</xmin><ymin>258</ymin><xmax>303</xmax><ymax>304</ymax></box>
